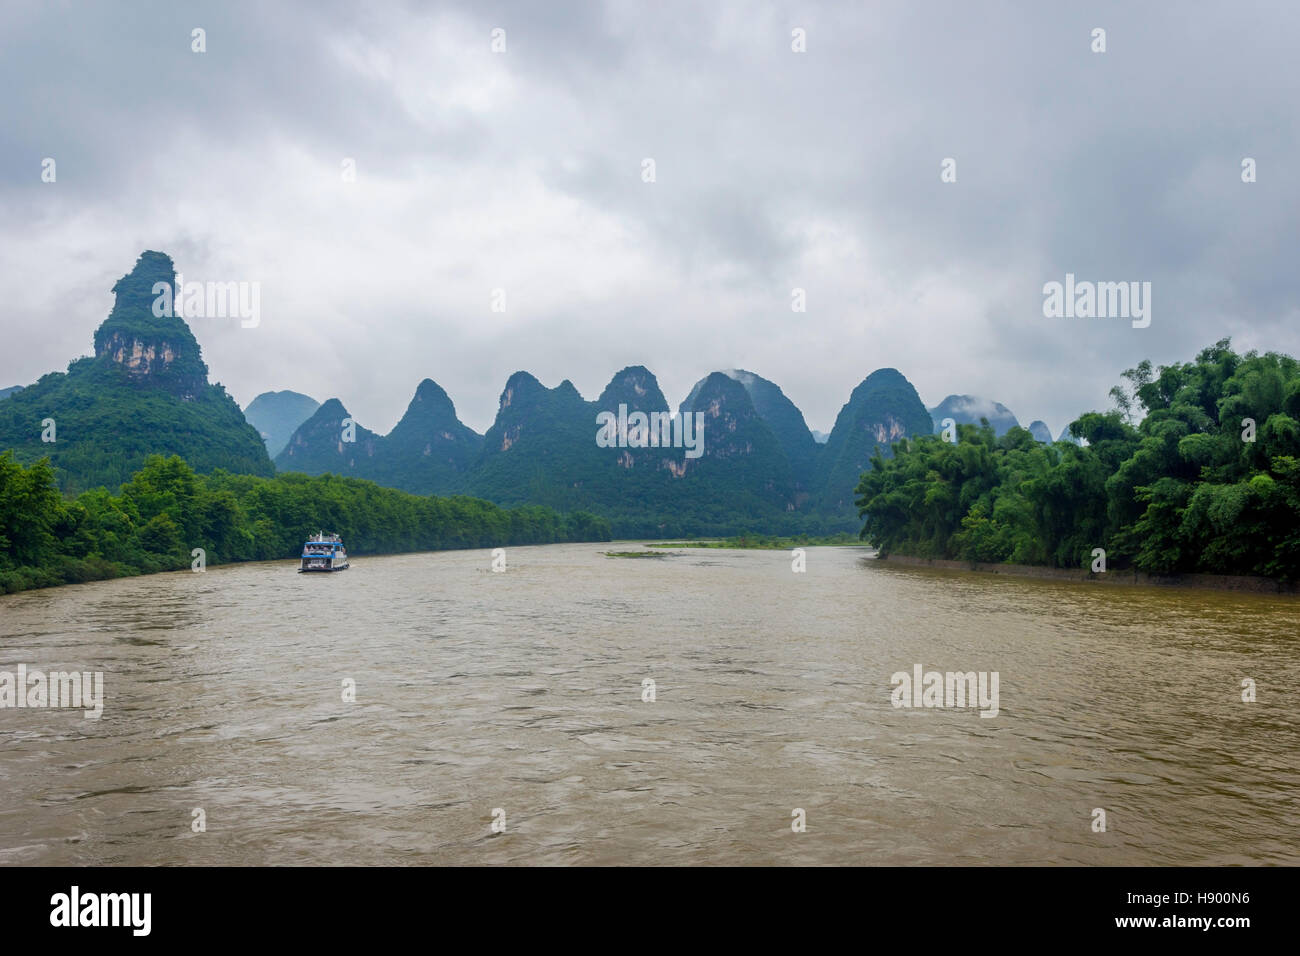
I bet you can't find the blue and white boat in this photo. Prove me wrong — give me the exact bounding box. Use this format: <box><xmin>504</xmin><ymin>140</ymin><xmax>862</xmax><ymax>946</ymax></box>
<box><xmin>299</xmin><ymin>532</ymin><xmax>349</xmax><ymax>572</ymax></box>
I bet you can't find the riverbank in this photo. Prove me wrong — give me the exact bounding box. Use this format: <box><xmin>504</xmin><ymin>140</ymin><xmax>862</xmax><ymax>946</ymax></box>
<box><xmin>876</xmin><ymin>553</ymin><xmax>1298</xmax><ymax>594</ymax></box>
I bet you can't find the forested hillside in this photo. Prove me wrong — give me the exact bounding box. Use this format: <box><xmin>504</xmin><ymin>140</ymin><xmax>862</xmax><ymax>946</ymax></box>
<box><xmin>0</xmin><ymin>252</ymin><xmax>273</xmax><ymax>492</ymax></box>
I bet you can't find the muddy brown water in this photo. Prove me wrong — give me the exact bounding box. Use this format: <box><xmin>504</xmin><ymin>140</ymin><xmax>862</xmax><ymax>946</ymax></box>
<box><xmin>1</xmin><ymin>544</ymin><xmax>1296</xmax><ymax>865</ymax></box>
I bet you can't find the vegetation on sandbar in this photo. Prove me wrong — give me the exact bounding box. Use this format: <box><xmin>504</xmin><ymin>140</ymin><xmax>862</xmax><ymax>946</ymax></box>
<box><xmin>646</xmin><ymin>532</ymin><xmax>861</xmax><ymax>549</ymax></box>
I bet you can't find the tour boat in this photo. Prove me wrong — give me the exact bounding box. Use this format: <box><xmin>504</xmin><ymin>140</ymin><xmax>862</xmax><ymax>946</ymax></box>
<box><xmin>299</xmin><ymin>532</ymin><xmax>349</xmax><ymax>572</ymax></box>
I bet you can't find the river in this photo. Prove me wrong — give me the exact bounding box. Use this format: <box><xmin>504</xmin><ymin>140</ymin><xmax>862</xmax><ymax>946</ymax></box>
<box><xmin>1</xmin><ymin>543</ymin><xmax>1297</xmax><ymax>865</ymax></box>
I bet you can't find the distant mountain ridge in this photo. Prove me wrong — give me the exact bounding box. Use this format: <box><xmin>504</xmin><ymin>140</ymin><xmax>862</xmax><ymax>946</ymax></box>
<box><xmin>276</xmin><ymin>363</ymin><xmax>938</xmax><ymax>535</ymax></box>
<box><xmin>244</xmin><ymin>390</ymin><xmax>320</xmax><ymax>458</ymax></box>
<box><xmin>0</xmin><ymin>249</ymin><xmax>1096</xmax><ymax>533</ymax></box>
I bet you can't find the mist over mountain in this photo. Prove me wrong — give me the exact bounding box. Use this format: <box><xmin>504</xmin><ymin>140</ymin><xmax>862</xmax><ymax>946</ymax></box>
<box><xmin>928</xmin><ymin>394</ymin><xmax>1021</xmax><ymax>437</ymax></box>
<box><xmin>0</xmin><ymin>251</ymin><xmax>272</xmax><ymax>493</ymax></box>
<box><xmin>0</xmin><ymin>386</ymin><xmax>23</xmax><ymax>401</ymax></box>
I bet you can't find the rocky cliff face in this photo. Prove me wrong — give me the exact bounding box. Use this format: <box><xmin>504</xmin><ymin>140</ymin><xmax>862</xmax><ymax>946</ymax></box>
<box><xmin>97</xmin><ymin>335</ymin><xmax>178</xmax><ymax>373</ymax></box>
<box><xmin>469</xmin><ymin>372</ymin><xmax>594</xmax><ymax>497</ymax></box>
<box><xmin>597</xmin><ymin>366</ymin><xmax>686</xmax><ymax>476</ymax></box>
<box><xmin>91</xmin><ymin>250</ymin><xmax>207</xmax><ymax>399</ymax></box>
<box><xmin>596</xmin><ymin>365</ymin><xmax>669</xmax><ymax>420</ymax></box>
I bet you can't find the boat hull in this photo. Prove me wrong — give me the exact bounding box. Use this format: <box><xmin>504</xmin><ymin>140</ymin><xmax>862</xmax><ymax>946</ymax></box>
<box><xmin>298</xmin><ymin>558</ymin><xmax>349</xmax><ymax>572</ymax></box>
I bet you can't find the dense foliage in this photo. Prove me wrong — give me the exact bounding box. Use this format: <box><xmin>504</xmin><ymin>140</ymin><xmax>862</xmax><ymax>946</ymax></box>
<box><xmin>648</xmin><ymin>533</ymin><xmax>861</xmax><ymax>549</ymax></box>
<box><xmin>0</xmin><ymin>358</ymin><xmax>274</xmax><ymax>494</ymax></box>
<box><xmin>0</xmin><ymin>453</ymin><xmax>610</xmax><ymax>594</ymax></box>
<box><xmin>855</xmin><ymin>341</ymin><xmax>1300</xmax><ymax>580</ymax></box>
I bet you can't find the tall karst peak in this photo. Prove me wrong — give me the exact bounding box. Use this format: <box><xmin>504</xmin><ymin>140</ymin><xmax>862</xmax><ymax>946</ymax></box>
<box><xmin>387</xmin><ymin>377</ymin><xmax>483</xmax><ymax>469</ymax></box>
<box><xmin>817</xmin><ymin>367</ymin><xmax>932</xmax><ymax>516</ymax></box>
<box><xmin>93</xmin><ymin>250</ymin><xmax>207</xmax><ymax>397</ymax></box>
<box><xmin>598</xmin><ymin>365</ymin><xmax>669</xmax><ymax>412</ymax></box>
<box><xmin>0</xmin><ymin>250</ymin><xmax>271</xmax><ymax>492</ymax></box>
<box><xmin>499</xmin><ymin>371</ymin><xmax>546</xmax><ymax>410</ymax></box>
<box><xmin>679</xmin><ymin>371</ymin><xmax>796</xmax><ymax>507</ymax></box>
<box><xmin>398</xmin><ymin>378</ymin><xmax>458</xmax><ymax>422</ymax></box>
<box><xmin>718</xmin><ymin>368</ymin><xmax>820</xmax><ymax>494</ymax></box>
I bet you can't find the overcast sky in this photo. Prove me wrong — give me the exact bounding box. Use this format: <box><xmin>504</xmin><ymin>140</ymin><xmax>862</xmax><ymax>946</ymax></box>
<box><xmin>2</xmin><ymin>0</ymin><xmax>1297</xmax><ymax>436</ymax></box>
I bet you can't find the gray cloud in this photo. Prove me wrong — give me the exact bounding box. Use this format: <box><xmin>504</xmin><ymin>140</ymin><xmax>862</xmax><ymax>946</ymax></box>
<box><xmin>1</xmin><ymin>0</ymin><xmax>1297</xmax><ymax>440</ymax></box>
